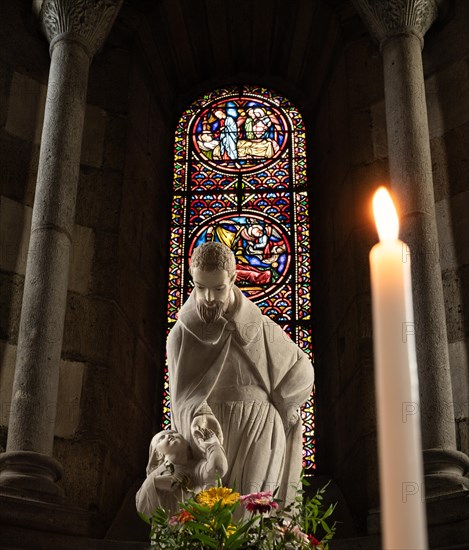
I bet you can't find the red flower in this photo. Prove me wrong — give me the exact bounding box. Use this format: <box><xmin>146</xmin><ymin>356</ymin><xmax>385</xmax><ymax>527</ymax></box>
<box><xmin>309</xmin><ymin>534</ymin><xmax>323</xmax><ymax>548</ymax></box>
<box><xmin>240</xmin><ymin>491</ymin><xmax>279</xmax><ymax>514</ymax></box>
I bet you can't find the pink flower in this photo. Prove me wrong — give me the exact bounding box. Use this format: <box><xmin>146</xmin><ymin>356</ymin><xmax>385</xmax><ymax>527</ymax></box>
<box><xmin>168</xmin><ymin>515</ymin><xmax>179</xmax><ymax>526</ymax></box>
<box><xmin>240</xmin><ymin>491</ymin><xmax>279</xmax><ymax>514</ymax></box>
<box><xmin>168</xmin><ymin>509</ymin><xmax>194</xmax><ymax>525</ymax></box>
<box><xmin>276</xmin><ymin>521</ymin><xmax>316</xmax><ymax>546</ymax></box>
<box><xmin>290</xmin><ymin>524</ymin><xmax>309</xmax><ymax>544</ymax></box>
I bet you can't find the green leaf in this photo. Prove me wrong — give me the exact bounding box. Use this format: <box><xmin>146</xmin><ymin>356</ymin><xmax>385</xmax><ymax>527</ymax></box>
<box><xmin>321</xmin><ymin>519</ymin><xmax>331</xmax><ymax>534</ymax></box>
<box><xmin>190</xmin><ymin>523</ymin><xmax>214</xmax><ymax>534</ymax></box>
<box><xmin>322</xmin><ymin>504</ymin><xmax>335</xmax><ymax>519</ymax></box>
<box><xmin>190</xmin><ymin>532</ymin><xmax>218</xmax><ymax>548</ymax></box>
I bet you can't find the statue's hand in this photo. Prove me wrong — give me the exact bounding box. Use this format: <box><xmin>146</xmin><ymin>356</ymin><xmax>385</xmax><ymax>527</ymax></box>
<box><xmin>191</xmin><ymin>409</ymin><xmax>224</xmax><ymax>446</ymax></box>
<box><xmin>193</xmin><ymin>426</ymin><xmax>220</xmax><ymax>449</ymax></box>
<box><xmin>192</xmin><ymin>424</ymin><xmax>206</xmax><ymax>440</ymax></box>
<box><xmin>285</xmin><ymin>406</ymin><xmax>300</xmax><ymax>429</ymax></box>
<box><xmin>172</xmin><ymin>472</ymin><xmax>190</xmax><ymax>490</ymax></box>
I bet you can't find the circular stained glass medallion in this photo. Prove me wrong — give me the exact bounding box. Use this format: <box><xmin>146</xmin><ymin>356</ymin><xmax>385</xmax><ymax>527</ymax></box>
<box><xmin>192</xmin><ymin>97</ymin><xmax>288</xmax><ymax>175</ymax></box>
<box><xmin>188</xmin><ymin>212</ymin><xmax>291</xmax><ymax>301</ymax></box>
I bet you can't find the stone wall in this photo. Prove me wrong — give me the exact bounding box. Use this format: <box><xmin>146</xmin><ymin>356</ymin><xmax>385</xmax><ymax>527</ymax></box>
<box><xmin>0</xmin><ymin>0</ymin><xmax>170</xmax><ymax>532</ymax></box>
<box><xmin>312</xmin><ymin>0</ymin><xmax>469</xmax><ymax>534</ymax></box>
<box><xmin>424</xmin><ymin>0</ymin><xmax>469</xmax><ymax>461</ymax></box>
<box><xmin>311</xmin><ymin>27</ymin><xmax>384</xmax><ymax>531</ymax></box>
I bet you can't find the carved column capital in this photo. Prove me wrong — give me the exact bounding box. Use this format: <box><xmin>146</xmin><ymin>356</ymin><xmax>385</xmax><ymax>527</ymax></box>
<box><xmin>352</xmin><ymin>0</ymin><xmax>439</xmax><ymax>48</ymax></box>
<box><xmin>40</xmin><ymin>0</ymin><xmax>123</xmax><ymax>57</ymax></box>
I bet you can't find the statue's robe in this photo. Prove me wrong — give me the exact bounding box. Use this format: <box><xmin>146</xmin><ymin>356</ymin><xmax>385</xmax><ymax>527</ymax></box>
<box><xmin>167</xmin><ymin>286</ymin><xmax>314</xmax><ymax>503</ymax></box>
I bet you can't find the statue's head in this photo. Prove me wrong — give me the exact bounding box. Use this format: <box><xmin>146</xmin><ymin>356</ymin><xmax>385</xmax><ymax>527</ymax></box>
<box><xmin>190</xmin><ymin>242</ymin><xmax>236</xmax><ymax>276</ymax></box>
<box><xmin>147</xmin><ymin>430</ymin><xmax>191</xmax><ymax>474</ymax></box>
<box><xmin>189</xmin><ymin>242</ymin><xmax>237</xmax><ymax>324</ymax></box>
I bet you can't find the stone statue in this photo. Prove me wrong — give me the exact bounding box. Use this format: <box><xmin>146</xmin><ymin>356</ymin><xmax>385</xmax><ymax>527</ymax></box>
<box><xmin>167</xmin><ymin>241</ymin><xmax>314</xmax><ymax>505</ymax></box>
<box><xmin>135</xmin><ymin>427</ymin><xmax>227</xmax><ymax>517</ymax></box>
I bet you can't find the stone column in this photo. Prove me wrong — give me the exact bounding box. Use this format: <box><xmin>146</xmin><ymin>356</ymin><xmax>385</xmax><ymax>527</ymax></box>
<box><xmin>352</xmin><ymin>0</ymin><xmax>469</xmax><ymax>495</ymax></box>
<box><xmin>0</xmin><ymin>0</ymin><xmax>122</xmax><ymax>501</ymax></box>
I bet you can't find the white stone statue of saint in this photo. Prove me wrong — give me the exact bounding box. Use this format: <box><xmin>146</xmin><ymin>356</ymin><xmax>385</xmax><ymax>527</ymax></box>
<box><xmin>167</xmin><ymin>241</ymin><xmax>314</xmax><ymax>505</ymax></box>
<box><xmin>135</xmin><ymin>426</ymin><xmax>227</xmax><ymax>517</ymax></box>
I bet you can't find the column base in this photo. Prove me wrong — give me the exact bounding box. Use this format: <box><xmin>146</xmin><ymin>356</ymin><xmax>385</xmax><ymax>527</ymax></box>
<box><xmin>0</xmin><ymin>493</ymin><xmax>99</xmax><ymax>539</ymax></box>
<box><xmin>0</xmin><ymin>450</ymin><xmax>64</xmax><ymax>502</ymax></box>
<box><xmin>423</xmin><ymin>448</ymin><xmax>469</xmax><ymax>497</ymax></box>
<box><xmin>367</xmin><ymin>489</ymin><xmax>469</xmax><ymax>548</ymax></box>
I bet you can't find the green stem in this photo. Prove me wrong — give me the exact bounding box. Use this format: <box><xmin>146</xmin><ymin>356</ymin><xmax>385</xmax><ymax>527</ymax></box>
<box><xmin>257</xmin><ymin>514</ymin><xmax>264</xmax><ymax>548</ymax></box>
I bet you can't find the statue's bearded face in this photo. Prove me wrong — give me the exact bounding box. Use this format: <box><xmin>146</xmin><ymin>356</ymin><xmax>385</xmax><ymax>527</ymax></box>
<box><xmin>191</xmin><ymin>267</ymin><xmax>235</xmax><ymax>324</ymax></box>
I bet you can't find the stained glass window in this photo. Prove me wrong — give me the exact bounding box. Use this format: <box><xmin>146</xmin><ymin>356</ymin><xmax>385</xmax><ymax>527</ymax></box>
<box><xmin>164</xmin><ymin>85</ymin><xmax>315</xmax><ymax>471</ymax></box>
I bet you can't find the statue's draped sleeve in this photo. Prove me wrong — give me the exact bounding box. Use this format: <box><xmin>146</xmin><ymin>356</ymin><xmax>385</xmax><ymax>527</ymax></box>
<box><xmin>167</xmin><ymin>293</ymin><xmax>230</xmax><ymax>456</ymax></box>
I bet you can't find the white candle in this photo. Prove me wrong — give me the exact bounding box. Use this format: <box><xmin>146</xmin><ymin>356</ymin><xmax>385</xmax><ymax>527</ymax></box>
<box><xmin>369</xmin><ymin>187</ymin><xmax>428</xmax><ymax>550</ymax></box>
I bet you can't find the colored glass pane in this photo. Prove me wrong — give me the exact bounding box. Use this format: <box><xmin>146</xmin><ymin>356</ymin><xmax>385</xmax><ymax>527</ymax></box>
<box><xmin>189</xmin><ymin>194</ymin><xmax>238</xmax><ymax>228</ymax></box>
<box><xmin>190</xmin><ymin>161</ymin><xmax>237</xmax><ymax>192</ymax></box>
<box><xmin>256</xmin><ymin>281</ymin><xmax>294</xmax><ymax>322</ymax></box>
<box><xmin>166</xmin><ymin>85</ymin><xmax>315</xmax><ymax>471</ymax></box>
<box><xmin>162</xmin><ymin>325</ymin><xmax>173</xmax><ymax>430</ymax></box>
<box><xmin>243</xmin><ymin>158</ymin><xmax>290</xmax><ymax>190</ymax></box>
<box><xmin>167</xmin><ymin>196</ymin><xmax>186</xmax><ymax>320</ymax></box>
<box><xmin>242</xmin><ymin>192</ymin><xmax>291</xmax><ymax>225</ymax></box>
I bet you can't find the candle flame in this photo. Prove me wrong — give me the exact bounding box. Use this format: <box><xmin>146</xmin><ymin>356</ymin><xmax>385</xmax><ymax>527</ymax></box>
<box><xmin>373</xmin><ymin>187</ymin><xmax>399</xmax><ymax>242</ymax></box>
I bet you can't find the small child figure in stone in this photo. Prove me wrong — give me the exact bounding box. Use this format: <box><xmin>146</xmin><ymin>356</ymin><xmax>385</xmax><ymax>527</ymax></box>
<box><xmin>135</xmin><ymin>426</ymin><xmax>227</xmax><ymax>517</ymax></box>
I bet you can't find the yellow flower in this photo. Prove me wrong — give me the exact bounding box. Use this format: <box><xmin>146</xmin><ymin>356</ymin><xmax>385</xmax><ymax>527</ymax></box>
<box><xmin>226</xmin><ymin>523</ymin><xmax>237</xmax><ymax>536</ymax></box>
<box><xmin>196</xmin><ymin>487</ymin><xmax>240</xmax><ymax>508</ymax></box>
<box><xmin>203</xmin><ymin>519</ymin><xmax>237</xmax><ymax>536</ymax></box>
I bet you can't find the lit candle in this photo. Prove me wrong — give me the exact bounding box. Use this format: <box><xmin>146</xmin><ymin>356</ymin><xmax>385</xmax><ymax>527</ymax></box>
<box><xmin>369</xmin><ymin>187</ymin><xmax>428</xmax><ymax>550</ymax></box>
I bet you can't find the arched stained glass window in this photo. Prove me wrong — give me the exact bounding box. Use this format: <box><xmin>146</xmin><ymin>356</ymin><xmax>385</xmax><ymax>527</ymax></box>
<box><xmin>163</xmin><ymin>85</ymin><xmax>316</xmax><ymax>471</ymax></box>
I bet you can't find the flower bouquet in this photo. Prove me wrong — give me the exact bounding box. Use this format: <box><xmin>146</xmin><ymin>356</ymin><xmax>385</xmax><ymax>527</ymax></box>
<box><xmin>139</xmin><ymin>478</ymin><xmax>336</xmax><ymax>549</ymax></box>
